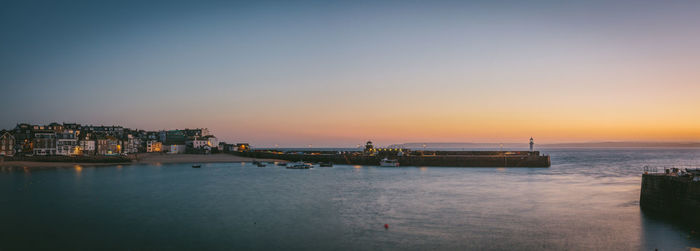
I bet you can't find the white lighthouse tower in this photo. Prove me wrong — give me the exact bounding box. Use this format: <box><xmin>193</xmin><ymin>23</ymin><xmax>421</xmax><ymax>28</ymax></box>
<box><xmin>529</xmin><ymin>137</ymin><xmax>534</xmax><ymax>153</ymax></box>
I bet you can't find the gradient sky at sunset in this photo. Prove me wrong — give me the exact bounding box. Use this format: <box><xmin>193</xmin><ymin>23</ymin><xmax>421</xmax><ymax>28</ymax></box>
<box><xmin>1</xmin><ymin>0</ymin><xmax>699</xmax><ymax>146</ymax></box>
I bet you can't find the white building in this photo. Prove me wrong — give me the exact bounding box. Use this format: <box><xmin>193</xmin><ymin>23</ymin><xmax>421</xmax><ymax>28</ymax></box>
<box><xmin>187</xmin><ymin>136</ymin><xmax>218</xmax><ymax>150</ymax></box>
<box><xmin>188</xmin><ymin>138</ymin><xmax>209</xmax><ymax>149</ymax></box>
<box><xmin>123</xmin><ymin>135</ymin><xmax>141</xmax><ymax>154</ymax></box>
<box><xmin>205</xmin><ymin>136</ymin><xmax>218</xmax><ymax>149</ymax></box>
<box><xmin>56</xmin><ymin>130</ymin><xmax>79</xmax><ymax>156</ymax></box>
<box><xmin>56</xmin><ymin>139</ymin><xmax>78</xmax><ymax>156</ymax></box>
<box><xmin>80</xmin><ymin>139</ymin><xmax>95</xmax><ymax>155</ymax></box>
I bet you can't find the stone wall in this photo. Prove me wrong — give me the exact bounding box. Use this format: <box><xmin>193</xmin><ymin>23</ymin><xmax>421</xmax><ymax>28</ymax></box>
<box><xmin>640</xmin><ymin>174</ymin><xmax>700</xmax><ymax>227</ymax></box>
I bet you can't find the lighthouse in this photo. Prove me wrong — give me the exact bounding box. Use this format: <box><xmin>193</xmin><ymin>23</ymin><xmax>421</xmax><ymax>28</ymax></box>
<box><xmin>529</xmin><ymin>137</ymin><xmax>534</xmax><ymax>153</ymax></box>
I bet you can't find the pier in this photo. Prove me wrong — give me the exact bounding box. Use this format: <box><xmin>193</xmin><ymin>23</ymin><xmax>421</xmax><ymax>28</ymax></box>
<box><xmin>640</xmin><ymin>167</ymin><xmax>700</xmax><ymax>227</ymax></box>
<box><xmin>236</xmin><ymin>140</ymin><xmax>551</xmax><ymax>167</ymax></box>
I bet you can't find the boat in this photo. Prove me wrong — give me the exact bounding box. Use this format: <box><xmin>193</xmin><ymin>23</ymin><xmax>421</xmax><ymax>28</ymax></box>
<box><xmin>252</xmin><ymin>160</ymin><xmax>261</xmax><ymax>165</ymax></box>
<box><xmin>192</xmin><ymin>164</ymin><xmax>201</xmax><ymax>168</ymax></box>
<box><xmin>379</xmin><ymin>158</ymin><xmax>400</xmax><ymax>167</ymax></box>
<box><xmin>256</xmin><ymin>162</ymin><xmax>267</xmax><ymax>167</ymax></box>
<box><xmin>276</xmin><ymin>162</ymin><xmax>288</xmax><ymax>167</ymax></box>
<box><xmin>286</xmin><ymin>161</ymin><xmax>313</xmax><ymax>169</ymax></box>
<box><xmin>319</xmin><ymin>162</ymin><xmax>333</xmax><ymax>167</ymax></box>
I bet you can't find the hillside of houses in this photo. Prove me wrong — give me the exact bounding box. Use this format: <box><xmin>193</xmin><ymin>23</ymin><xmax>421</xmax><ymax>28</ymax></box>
<box><xmin>0</xmin><ymin>123</ymin><xmax>249</xmax><ymax>157</ymax></box>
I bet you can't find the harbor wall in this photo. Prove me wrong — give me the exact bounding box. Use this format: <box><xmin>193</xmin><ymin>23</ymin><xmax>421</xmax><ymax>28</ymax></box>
<box><xmin>640</xmin><ymin>174</ymin><xmax>700</xmax><ymax>226</ymax></box>
<box><xmin>236</xmin><ymin>152</ymin><xmax>550</xmax><ymax>167</ymax></box>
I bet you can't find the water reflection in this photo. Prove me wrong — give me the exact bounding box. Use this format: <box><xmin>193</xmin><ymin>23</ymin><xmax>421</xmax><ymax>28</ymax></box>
<box><xmin>0</xmin><ymin>148</ymin><xmax>699</xmax><ymax>250</ymax></box>
<box><xmin>73</xmin><ymin>165</ymin><xmax>83</xmax><ymax>180</ymax></box>
<box><xmin>641</xmin><ymin>209</ymin><xmax>700</xmax><ymax>250</ymax></box>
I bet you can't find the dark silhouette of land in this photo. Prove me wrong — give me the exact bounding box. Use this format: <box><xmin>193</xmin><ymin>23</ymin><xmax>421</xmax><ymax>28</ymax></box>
<box><xmin>395</xmin><ymin>142</ymin><xmax>700</xmax><ymax>149</ymax></box>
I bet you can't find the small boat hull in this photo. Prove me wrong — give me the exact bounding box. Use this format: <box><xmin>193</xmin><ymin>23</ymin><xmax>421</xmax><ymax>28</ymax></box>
<box><xmin>379</xmin><ymin>159</ymin><xmax>400</xmax><ymax>167</ymax></box>
<box><xmin>287</xmin><ymin>161</ymin><xmax>313</xmax><ymax>169</ymax></box>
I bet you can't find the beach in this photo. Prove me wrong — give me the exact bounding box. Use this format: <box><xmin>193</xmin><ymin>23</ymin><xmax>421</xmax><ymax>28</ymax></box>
<box><xmin>0</xmin><ymin>153</ymin><xmax>282</xmax><ymax>168</ymax></box>
<box><xmin>133</xmin><ymin>153</ymin><xmax>281</xmax><ymax>164</ymax></box>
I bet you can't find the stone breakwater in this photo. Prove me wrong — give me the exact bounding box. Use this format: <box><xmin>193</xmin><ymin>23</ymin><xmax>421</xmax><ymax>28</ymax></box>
<box><xmin>640</xmin><ymin>173</ymin><xmax>700</xmax><ymax>227</ymax></box>
<box><xmin>237</xmin><ymin>150</ymin><xmax>551</xmax><ymax>167</ymax></box>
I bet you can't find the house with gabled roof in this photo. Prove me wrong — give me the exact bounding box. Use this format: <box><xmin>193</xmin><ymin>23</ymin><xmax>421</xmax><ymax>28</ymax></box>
<box><xmin>0</xmin><ymin>130</ymin><xmax>15</xmax><ymax>157</ymax></box>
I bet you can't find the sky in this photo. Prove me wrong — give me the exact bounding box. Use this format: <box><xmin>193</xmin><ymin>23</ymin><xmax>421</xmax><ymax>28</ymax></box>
<box><xmin>1</xmin><ymin>0</ymin><xmax>699</xmax><ymax>147</ymax></box>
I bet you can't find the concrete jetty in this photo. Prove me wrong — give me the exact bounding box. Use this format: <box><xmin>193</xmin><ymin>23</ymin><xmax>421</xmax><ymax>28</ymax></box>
<box><xmin>640</xmin><ymin>168</ymin><xmax>700</xmax><ymax>227</ymax></box>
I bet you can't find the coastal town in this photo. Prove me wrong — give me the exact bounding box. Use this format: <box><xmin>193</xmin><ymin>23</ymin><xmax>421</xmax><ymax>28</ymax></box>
<box><xmin>0</xmin><ymin>122</ymin><xmax>250</xmax><ymax>158</ymax></box>
<box><xmin>0</xmin><ymin>123</ymin><xmax>551</xmax><ymax>167</ymax></box>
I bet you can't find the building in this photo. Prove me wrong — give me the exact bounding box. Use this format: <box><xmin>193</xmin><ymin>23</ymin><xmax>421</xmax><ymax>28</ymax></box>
<box><xmin>205</xmin><ymin>136</ymin><xmax>218</xmax><ymax>149</ymax></box>
<box><xmin>46</xmin><ymin>122</ymin><xmax>64</xmax><ymax>133</ymax></box>
<box><xmin>187</xmin><ymin>137</ymin><xmax>210</xmax><ymax>149</ymax></box>
<box><xmin>0</xmin><ymin>130</ymin><xmax>15</xmax><ymax>157</ymax></box>
<box><xmin>218</xmin><ymin>142</ymin><xmax>226</xmax><ymax>151</ymax></box>
<box><xmin>96</xmin><ymin>136</ymin><xmax>122</xmax><ymax>155</ymax></box>
<box><xmin>182</xmin><ymin>128</ymin><xmax>210</xmax><ymax>138</ymax></box>
<box><xmin>236</xmin><ymin>143</ymin><xmax>250</xmax><ymax>152</ymax></box>
<box><xmin>146</xmin><ymin>140</ymin><xmax>162</xmax><ymax>152</ymax></box>
<box><xmin>13</xmin><ymin>123</ymin><xmax>34</xmax><ymax>154</ymax></box>
<box><xmin>223</xmin><ymin>143</ymin><xmax>237</xmax><ymax>152</ymax></box>
<box><xmin>161</xmin><ymin>130</ymin><xmax>186</xmax><ymax>145</ymax></box>
<box><xmin>1</xmin><ymin>123</ymin><xmax>220</xmax><ymax>156</ymax></box>
<box><xmin>145</xmin><ymin>131</ymin><xmax>159</xmax><ymax>141</ymax></box>
<box><xmin>79</xmin><ymin>137</ymin><xmax>95</xmax><ymax>156</ymax></box>
<box><xmin>96</xmin><ymin>138</ymin><xmax>108</xmax><ymax>155</ymax></box>
<box><xmin>363</xmin><ymin>141</ymin><xmax>375</xmax><ymax>155</ymax></box>
<box><xmin>56</xmin><ymin>130</ymin><xmax>79</xmax><ymax>156</ymax></box>
<box><xmin>123</xmin><ymin>134</ymin><xmax>141</xmax><ymax>154</ymax></box>
<box><xmin>165</xmin><ymin>144</ymin><xmax>186</xmax><ymax>154</ymax></box>
<box><xmin>84</xmin><ymin>125</ymin><xmax>125</xmax><ymax>138</ymax></box>
<box><xmin>33</xmin><ymin>131</ymin><xmax>57</xmax><ymax>155</ymax></box>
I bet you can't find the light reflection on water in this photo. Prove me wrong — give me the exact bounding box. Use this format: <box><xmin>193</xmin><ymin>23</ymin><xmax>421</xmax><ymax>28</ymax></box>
<box><xmin>0</xmin><ymin>148</ymin><xmax>699</xmax><ymax>250</ymax></box>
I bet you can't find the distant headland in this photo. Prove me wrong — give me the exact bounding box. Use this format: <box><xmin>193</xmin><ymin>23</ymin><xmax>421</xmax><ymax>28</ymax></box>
<box><xmin>394</xmin><ymin>142</ymin><xmax>700</xmax><ymax>149</ymax></box>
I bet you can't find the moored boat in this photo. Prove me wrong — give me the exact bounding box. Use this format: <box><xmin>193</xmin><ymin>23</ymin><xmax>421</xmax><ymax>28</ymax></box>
<box><xmin>379</xmin><ymin>158</ymin><xmax>400</xmax><ymax>167</ymax></box>
<box><xmin>287</xmin><ymin>161</ymin><xmax>313</xmax><ymax>169</ymax></box>
<box><xmin>319</xmin><ymin>162</ymin><xmax>333</xmax><ymax>167</ymax></box>
<box><xmin>192</xmin><ymin>164</ymin><xmax>201</xmax><ymax>168</ymax></box>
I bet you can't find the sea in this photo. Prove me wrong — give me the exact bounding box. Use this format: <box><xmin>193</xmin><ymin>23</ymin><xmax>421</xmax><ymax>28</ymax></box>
<box><xmin>1</xmin><ymin>148</ymin><xmax>699</xmax><ymax>250</ymax></box>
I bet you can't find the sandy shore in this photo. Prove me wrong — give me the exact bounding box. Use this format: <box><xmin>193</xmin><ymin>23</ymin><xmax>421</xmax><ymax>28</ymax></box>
<box><xmin>134</xmin><ymin>153</ymin><xmax>281</xmax><ymax>164</ymax></box>
<box><xmin>0</xmin><ymin>153</ymin><xmax>282</xmax><ymax>168</ymax></box>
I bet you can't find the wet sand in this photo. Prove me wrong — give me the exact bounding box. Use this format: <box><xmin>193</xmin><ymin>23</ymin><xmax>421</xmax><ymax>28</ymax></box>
<box><xmin>0</xmin><ymin>153</ymin><xmax>282</xmax><ymax>168</ymax></box>
<box><xmin>134</xmin><ymin>153</ymin><xmax>281</xmax><ymax>164</ymax></box>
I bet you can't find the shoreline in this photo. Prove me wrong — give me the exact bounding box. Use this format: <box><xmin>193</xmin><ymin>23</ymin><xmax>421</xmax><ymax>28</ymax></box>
<box><xmin>0</xmin><ymin>153</ymin><xmax>283</xmax><ymax>168</ymax></box>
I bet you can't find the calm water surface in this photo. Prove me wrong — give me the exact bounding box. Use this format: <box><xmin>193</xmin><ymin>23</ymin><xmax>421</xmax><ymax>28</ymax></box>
<box><xmin>2</xmin><ymin>148</ymin><xmax>700</xmax><ymax>250</ymax></box>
